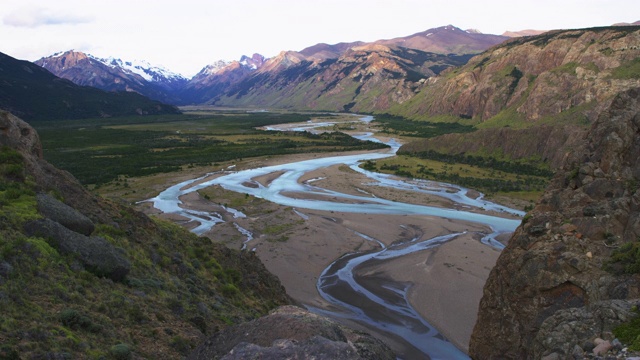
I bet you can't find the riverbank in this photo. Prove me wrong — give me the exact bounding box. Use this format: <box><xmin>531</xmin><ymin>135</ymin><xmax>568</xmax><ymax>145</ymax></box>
<box><xmin>138</xmin><ymin>150</ymin><xmax>517</xmax><ymax>356</ymax></box>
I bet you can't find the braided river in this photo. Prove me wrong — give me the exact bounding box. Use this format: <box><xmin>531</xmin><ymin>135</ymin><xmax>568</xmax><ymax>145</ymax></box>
<box><xmin>147</xmin><ymin>115</ymin><xmax>523</xmax><ymax>359</ymax></box>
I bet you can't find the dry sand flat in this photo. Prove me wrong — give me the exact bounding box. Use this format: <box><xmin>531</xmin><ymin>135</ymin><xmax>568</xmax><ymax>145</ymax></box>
<box><xmin>363</xmin><ymin>231</ymin><xmax>501</xmax><ymax>353</ymax></box>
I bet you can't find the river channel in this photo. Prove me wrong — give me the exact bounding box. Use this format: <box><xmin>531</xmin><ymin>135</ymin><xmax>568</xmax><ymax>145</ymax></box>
<box><xmin>147</xmin><ymin>115</ymin><xmax>523</xmax><ymax>359</ymax></box>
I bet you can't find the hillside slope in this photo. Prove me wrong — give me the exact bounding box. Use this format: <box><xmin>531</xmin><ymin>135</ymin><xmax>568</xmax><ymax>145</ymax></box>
<box><xmin>214</xmin><ymin>45</ymin><xmax>473</xmax><ymax>112</ymax></box>
<box><xmin>392</xmin><ymin>26</ymin><xmax>640</xmax><ymax>124</ymax></box>
<box><xmin>394</xmin><ymin>26</ymin><xmax>640</xmax><ymax>170</ymax></box>
<box><xmin>469</xmin><ymin>87</ymin><xmax>640</xmax><ymax>358</ymax></box>
<box><xmin>0</xmin><ymin>110</ymin><xmax>291</xmax><ymax>358</ymax></box>
<box><xmin>0</xmin><ymin>52</ymin><xmax>179</xmax><ymax>121</ymax></box>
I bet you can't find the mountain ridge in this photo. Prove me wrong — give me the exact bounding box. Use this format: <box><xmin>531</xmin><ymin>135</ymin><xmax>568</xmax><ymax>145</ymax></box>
<box><xmin>34</xmin><ymin>50</ymin><xmax>188</xmax><ymax>104</ymax></box>
<box><xmin>0</xmin><ymin>51</ymin><xmax>180</xmax><ymax>121</ymax></box>
<box><xmin>35</xmin><ymin>25</ymin><xmax>510</xmax><ymax>106</ymax></box>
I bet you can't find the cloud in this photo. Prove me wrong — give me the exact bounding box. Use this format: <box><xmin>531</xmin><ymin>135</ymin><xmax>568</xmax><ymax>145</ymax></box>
<box><xmin>3</xmin><ymin>7</ymin><xmax>92</xmax><ymax>28</ymax></box>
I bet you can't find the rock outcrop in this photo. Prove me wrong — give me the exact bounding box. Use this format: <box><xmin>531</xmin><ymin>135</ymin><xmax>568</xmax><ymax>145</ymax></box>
<box><xmin>396</xmin><ymin>26</ymin><xmax>640</xmax><ymax>173</ymax></box>
<box><xmin>188</xmin><ymin>305</ymin><xmax>395</xmax><ymax>360</ymax></box>
<box><xmin>24</xmin><ymin>218</ymin><xmax>131</xmax><ymax>281</ymax></box>
<box><xmin>36</xmin><ymin>193</ymin><xmax>95</xmax><ymax>235</ymax></box>
<box><xmin>0</xmin><ymin>110</ymin><xmax>136</xmax><ymax>226</ymax></box>
<box><xmin>395</xmin><ymin>26</ymin><xmax>640</xmax><ymax>123</ymax></box>
<box><xmin>469</xmin><ymin>88</ymin><xmax>640</xmax><ymax>358</ymax></box>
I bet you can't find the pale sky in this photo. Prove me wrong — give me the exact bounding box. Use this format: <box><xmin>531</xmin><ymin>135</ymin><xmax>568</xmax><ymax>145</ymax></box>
<box><xmin>1</xmin><ymin>0</ymin><xmax>638</xmax><ymax>77</ymax></box>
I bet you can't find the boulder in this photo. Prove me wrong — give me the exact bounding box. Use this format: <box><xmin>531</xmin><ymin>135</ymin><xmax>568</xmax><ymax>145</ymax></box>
<box><xmin>24</xmin><ymin>218</ymin><xmax>130</xmax><ymax>281</ymax></box>
<box><xmin>219</xmin><ymin>337</ymin><xmax>362</xmax><ymax>360</ymax></box>
<box><xmin>188</xmin><ymin>305</ymin><xmax>395</xmax><ymax>360</ymax></box>
<box><xmin>36</xmin><ymin>193</ymin><xmax>95</xmax><ymax>235</ymax></box>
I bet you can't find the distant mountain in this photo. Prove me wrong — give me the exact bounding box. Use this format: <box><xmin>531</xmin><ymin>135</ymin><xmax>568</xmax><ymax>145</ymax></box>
<box><xmin>213</xmin><ymin>44</ymin><xmax>473</xmax><ymax>112</ymax></box>
<box><xmin>612</xmin><ymin>20</ymin><xmax>640</xmax><ymax>26</ymax></box>
<box><xmin>35</xmin><ymin>50</ymin><xmax>188</xmax><ymax>104</ymax></box>
<box><xmin>181</xmin><ymin>54</ymin><xmax>265</xmax><ymax>104</ymax></box>
<box><xmin>299</xmin><ymin>41</ymin><xmax>366</xmax><ymax>61</ymax></box>
<box><xmin>206</xmin><ymin>25</ymin><xmax>506</xmax><ymax>110</ymax></box>
<box><xmin>391</xmin><ymin>26</ymin><xmax>640</xmax><ymax>124</ymax></box>
<box><xmin>0</xmin><ymin>51</ymin><xmax>179</xmax><ymax>121</ymax></box>
<box><xmin>502</xmin><ymin>29</ymin><xmax>547</xmax><ymax>37</ymax></box>
<box><xmin>373</xmin><ymin>25</ymin><xmax>509</xmax><ymax>54</ymax></box>
<box><xmin>296</xmin><ymin>25</ymin><xmax>507</xmax><ymax>61</ymax></box>
<box><xmin>35</xmin><ymin>25</ymin><xmax>508</xmax><ymax>107</ymax></box>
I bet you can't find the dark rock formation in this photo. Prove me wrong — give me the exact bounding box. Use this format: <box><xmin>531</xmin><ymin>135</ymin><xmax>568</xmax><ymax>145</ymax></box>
<box><xmin>188</xmin><ymin>305</ymin><xmax>395</xmax><ymax>360</ymax></box>
<box><xmin>36</xmin><ymin>193</ymin><xmax>95</xmax><ymax>235</ymax></box>
<box><xmin>24</xmin><ymin>218</ymin><xmax>130</xmax><ymax>281</ymax></box>
<box><xmin>533</xmin><ymin>300</ymin><xmax>636</xmax><ymax>357</ymax></box>
<box><xmin>469</xmin><ymin>88</ymin><xmax>640</xmax><ymax>358</ymax></box>
<box><xmin>0</xmin><ymin>109</ymin><xmax>42</xmax><ymax>158</ymax></box>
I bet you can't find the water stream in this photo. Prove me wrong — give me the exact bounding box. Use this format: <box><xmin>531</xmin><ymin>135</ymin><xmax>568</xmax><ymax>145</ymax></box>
<box><xmin>146</xmin><ymin>115</ymin><xmax>523</xmax><ymax>359</ymax></box>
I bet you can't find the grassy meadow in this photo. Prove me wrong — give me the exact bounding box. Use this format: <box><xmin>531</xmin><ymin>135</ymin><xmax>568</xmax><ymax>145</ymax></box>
<box><xmin>31</xmin><ymin>109</ymin><xmax>550</xmax><ymax>207</ymax></box>
<box><xmin>32</xmin><ymin>110</ymin><xmax>388</xmax><ymax>188</ymax></box>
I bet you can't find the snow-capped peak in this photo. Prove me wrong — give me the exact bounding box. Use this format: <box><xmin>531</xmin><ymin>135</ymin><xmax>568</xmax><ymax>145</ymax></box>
<box><xmin>240</xmin><ymin>57</ymin><xmax>257</xmax><ymax>70</ymax></box>
<box><xmin>200</xmin><ymin>60</ymin><xmax>233</xmax><ymax>75</ymax></box>
<box><xmin>89</xmin><ymin>54</ymin><xmax>186</xmax><ymax>82</ymax></box>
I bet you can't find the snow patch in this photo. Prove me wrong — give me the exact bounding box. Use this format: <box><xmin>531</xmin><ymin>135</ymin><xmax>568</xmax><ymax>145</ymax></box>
<box><xmin>89</xmin><ymin>54</ymin><xmax>186</xmax><ymax>82</ymax></box>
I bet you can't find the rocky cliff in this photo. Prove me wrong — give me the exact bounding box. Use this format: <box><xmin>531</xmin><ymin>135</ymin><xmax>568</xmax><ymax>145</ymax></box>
<box><xmin>395</xmin><ymin>26</ymin><xmax>640</xmax><ymax>171</ymax></box>
<box><xmin>469</xmin><ymin>88</ymin><xmax>640</xmax><ymax>358</ymax></box>
<box><xmin>392</xmin><ymin>26</ymin><xmax>640</xmax><ymax>123</ymax></box>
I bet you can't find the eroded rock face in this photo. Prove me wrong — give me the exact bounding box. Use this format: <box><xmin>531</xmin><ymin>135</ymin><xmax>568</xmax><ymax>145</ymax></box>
<box><xmin>403</xmin><ymin>27</ymin><xmax>640</xmax><ymax>122</ymax></box>
<box><xmin>188</xmin><ymin>305</ymin><xmax>396</xmax><ymax>360</ymax></box>
<box><xmin>0</xmin><ymin>110</ymin><xmax>42</xmax><ymax>159</ymax></box>
<box><xmin>469</xmin><ymin>88</ymin><xmax>640</xmax><ymax>358</ymax></box>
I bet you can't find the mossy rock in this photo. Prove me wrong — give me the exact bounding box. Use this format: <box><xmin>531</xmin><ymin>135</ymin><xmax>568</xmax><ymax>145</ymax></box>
<box><xmin>24</xmin><ymin>218</ymin><xmax>130</xmax><ymax>281</ymax></box>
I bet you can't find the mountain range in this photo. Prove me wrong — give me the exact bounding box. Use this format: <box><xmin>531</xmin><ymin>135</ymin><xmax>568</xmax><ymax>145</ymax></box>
<box><xmin>0</xmin><ymin>52</ymin><xmax>179</xmax><ymax>121</ymax></box>
<box><xmin>35</xmin><ymin>25</ymin><xmax>509</xmax><ymax>107</ymax></box>
<box><xmin>34</xmin><ymin>50</ymin><xmax>188</xmax><ymax>104</ymax></box>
